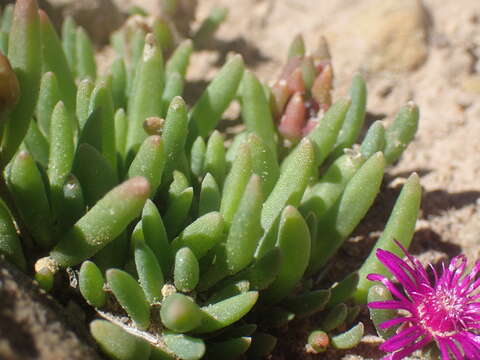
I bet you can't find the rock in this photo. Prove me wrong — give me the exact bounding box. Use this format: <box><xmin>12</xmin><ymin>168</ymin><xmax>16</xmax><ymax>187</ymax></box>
<box><xmin>324</xmin><ymin>0</ymin><xmax>429</xmax><ymax>73</ymax></box>
<box><xmin>462</xmin><ymin>75</ymin><xmax>480</xmax><ymax>94</ymax></box>
<box><xmin>45</xmin><ymin>0</ymin><xmax>125</xmax><ymax>45</ymax></box>
<box><xmin>0</xmin><ymin>259</ymin><xmax>101</xmax><ymax>360</ymax></box>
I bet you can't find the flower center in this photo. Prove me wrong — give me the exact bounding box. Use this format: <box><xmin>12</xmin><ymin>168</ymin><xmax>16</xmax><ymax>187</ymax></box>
<box><xmin>416</xmin><ymin>288</ymin><xmax>465</xmax><ymax>337</ymax></box>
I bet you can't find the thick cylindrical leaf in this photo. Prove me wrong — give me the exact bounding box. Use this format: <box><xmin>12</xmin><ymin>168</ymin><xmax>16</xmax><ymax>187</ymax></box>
<box><xmin>332</xmin><ymin>75</ymin><xmax>367</xmax><ymax>158</ymax></box>
<box><xmin>90</xmin><ymin>320</ymin><xmax>151</xmax><ymax>360</ymax></box>
<box><xmin>160</xmin><ymin>293</ymin><xmax>202</xmax><ymax>332</ymax></box>
<box><xmin>164</xmin><ymin>187</ymin><xmax>193</xmax><ymax>238</ymax></box>
<box><xmin>76</xmin><ymin>78</ymin><xmax>94</xmax><ymax>130</ymax></box>
<box><xmin>192</xmin><ymin>7</ymin><xmax>228</xmax><ymax>47</ymax></box>
<box><xmin>308</xmin><ymin>152</ymin><xmax>385</xmax><ymax>274</ymax></box>
<box><xmin>189</xmin><ymin>55</ymin><xmax>244</xmax><ymax>140</ymax></box>
<box><xmin>162</xmin><ymin>332</ymin><xmax>205</xmax><ymax>360</ymax></box>
<box><xmin>135</xmin><ymin>240</ymin><xmax>164</xmax><ymax>304</ymax></box>
<box><xmin>367</xmin><ymin>284</ymin><xmax>397</xmax><ymax>339</ymax></box>
<box><xmin>320</xmin><ymin>303</ymin><xmax>348</xmax><ymax>332</ymax></box>
<box><xmin>39</xmin><ymin>10</ymin><xmax>76</xmax><ymax>113</ymax></box>
<box><xmin>247</xmin><ymin>133</ymin><xmax>279</xmax><ymax>197</ymax></box>
<box><xmin>61</xmin><ymin>16</ymin><xmax>77</xmax><ymax>77</ymax></box>
<box><xmin>165</xmin><ymin>39</ymin><xmax>192</xmax><ymax>78</ymax></box>
<box><xmin>111</xmin><ymin>57</ymin><xmax>127</xmax><ymax>110</ymax></box>
<box><xmin>354</xmin><ymin>173</ymin><xmax>421</xmax><ymax>303</ymax></box>
<box><xmin>24</xmin><ymin>119</ymin><xmax>49</xmax><ymax>167</ymax></box>
<box><xmin>220</xmin><ymin>142</ymin><xmax>252</xmax><ymax>225</ymax></box>
<box><xmin>76</xmin><ymin>27</ymin><xmax>96</xmax><ymax>80</ymax></box>
<box><xmin>50</xmin><ymin>177</ymin><xmax>150</xmax><ymax>266</ymax></box>
<box><xmin>283</xmin><ymin>289</ymin><xmax>331</xmax><ymax>318</ymax></box>
<box><xmin>48</xmin><ymin>101</ymin><xmax>75</xmax><ymax>212</ymax></box>
<box><xmin>203</xmin><ymin>130</ymin><xmax>226</xmax><ymax>188</ymax></box>
<box><xmin>7</xmin><ymin>150</ymin><xmax>53</xmax><ymax>249</ymax></box>
<box><xmin>190</xmin><ymin>136</ymin><xmax>205</xmax><ymax>179</ymax></box>
<box><xmin>1</xmin><ymin>0</ymin><xmax>41</xmax><ymax>166</ymax></box>
<box><xmin>360</xmin><ymin>120</ymin><xmax>385</xmax><ymax>158</ymax></box>
<box><xmin>225</xmin><ymin>175</ymin><xmax>263</xmax><ymax>274</ymax></box>
<box><xmin>79</xmin><ymin>260</ymin><xmax>106</xmax><ymax>307</ymax></box>
<box><xmin>194</xmin><ymin>291</ymin><xmax>258</xmax><ymax>334</ymax></box>
<box><xmin>198</xmin><ymin>173</ymin><xmax>220</xmax><ymax>216</ymax></box>
<box><xmin>205</xmin><ymin>337</ymin><xmax>251</xmax><ymax>360</ymax></box>
<box><xmin>263</xmin><ymin>206</ymin><xmax>310</xmax><ymax>304</ymax></box>
<box><xmin>57</xmin><ymin>174</ymin><xmax>85</xmax><ymax>230</ymax></box>
<box><xmin>126</xmin><ymin>34</ymin><xmax>164</xmax><ymax>156</ymax></box>
<box><xmin>171</xmin><ymin>211</ymin><xmax>224</xmax><ymax>259</ymax></box>
<box><xmin>36</xmin><ymin>71</ymin><xmax>60</xmax><ymax>137</ymax></box>
<box><xmin>107</xmin><ymin>268</ymin><xmax>151</xmax><ymax>330</ymax></box>
<box><xmin>128</xmin><ymin>135</ymin><xmax>165</xmax><ymax>197</ymax></box>
<box><xmin>174</xmin><ymin>247</ymin><xmax>199</xmax><ymax>292</ymax></box>
<box><xmin>161</xmin><ymin>71</ymin><xmax>184</xmax><ymax>117</ymax></box>
<box><xmin>331</xmin><ymin>323</ymin><xmax>364</xmax><ymax>350</ymax></box>
<box><xmin>383</xmin><ymin>102</ymin><xmax>419</xmax><ymax>165</ymax></box>
<box><xmin>327</xmin><ymin>272</ymin><xmax>359</xmax><ymax>308</ymax></box>
<box><xmin>142</xmin><ymin>199</ymin><xmax>172</xmax><ymax>276</ymax></box>
<box><xmin>241</xmin><ymin>71</ymin><xmax>276</xmax><ymax>156</ymax></box>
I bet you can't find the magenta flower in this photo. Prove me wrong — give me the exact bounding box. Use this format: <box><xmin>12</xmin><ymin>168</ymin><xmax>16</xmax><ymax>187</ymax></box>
<box><xmin>367</xmin><ymin>241</ymin><xmax>480</xmax><ymax>360</ymax></box>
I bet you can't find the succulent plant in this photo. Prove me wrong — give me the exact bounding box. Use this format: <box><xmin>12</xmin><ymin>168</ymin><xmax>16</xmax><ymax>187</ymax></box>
<box><xmin>0</xmin><ymin>1</ymin><xmax>423</xmax><ymax>359</ymax></box>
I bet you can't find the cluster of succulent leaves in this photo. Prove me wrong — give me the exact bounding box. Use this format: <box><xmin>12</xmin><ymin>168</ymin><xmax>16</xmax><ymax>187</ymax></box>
<box><xmin>0</xmin><ymin>1</ymin><xmax>423</xmax><ymax>359</ymax></box>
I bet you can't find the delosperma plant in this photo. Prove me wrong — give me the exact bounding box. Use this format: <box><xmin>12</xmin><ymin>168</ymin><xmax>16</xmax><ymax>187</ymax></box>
<box><xmin>0</xmin><ymin>0</ymin><xmax>442</xmax><ymax>359</ymax></box>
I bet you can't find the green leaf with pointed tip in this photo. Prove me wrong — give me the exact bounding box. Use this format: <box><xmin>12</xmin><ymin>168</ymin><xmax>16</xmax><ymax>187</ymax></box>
<box><xmin>48</xmin><ymin>101</ymin><xmax>75</xmax><ymax>213</ymax></box>
<box><xmin>152</xmin><ymin>17</ymin><xmax>174</xmax><ymax>54</ymax></box>
<box><xmin>76</xmin><ymin>27</ymin><xmax>96</xmax><ymax>80</ymax></box>
<box><xmin>73</xmin><ymin>143</ymin><xmax>117</xmax><ymax>207</ymax></box>
<box><xmin>308</xmin><ymin>152</ymin><xmax>385</xmax><ymax>274</ymax></box>
<box><xmin>76</xmin><ymin>78</ymin><xmax>94</xmax><ymax>130</ymax></box>
<box><xmin>88</xmin><ymin>81</ymin><xmax>116</xmax><ymax>171</ymax></box>
<box><xmin>57</xmin><ymin>174</ymin><xmax>85</xmax><ymax>230</ymax></box>
<box><xmin>7</xmin><ymin>150</ymin><xmax>52</xmax><ymax>249</ymax></box>
<box><xmin>128</xmin><ymin>135</ymin><xmax>165</xmax><ymax>197</ymax></box>
<box><xmin>190</xmin><ymin>136</ymin><xmax>205</xmax><ymax>179</ymax></box>
<box><xmin>225</xmin><ymin>131</ymin><xmax>247</xmax><ymax>165</ymax></box>
<box><xmin>283</xmin><ymin>289</ymin><xmax>331</xmax><ymax>318</ymax></box>
<box><xmin>24</xmin><ymin>119</ymin><xmax>49</xmax><ymax>167</ymax></box>
<box><xmin>1</xmin><ymin>5</ymin><xmax>14</xmax><ymax>34</ymax></box>
<box><xmin>198</xmin><ymin>173</ymin><xmax>220</xmax><ymax>216</ymax></box>
<box><xmin>161</xmin><ymin>96</ymin><xmax>189</xmax><ymax>187</ymax></box>
<box><xmin>225</xmin><ymin>175</ymin><xmax>263</xmax><ymax>275</ymax></box>
<box><xmin>164</xmin><ymin>187</ymin><xmax>193</xmax><ymax>238</ymax></box>
<box><xmin>142</xmin><ymin>199</ymin><xmax>172</xmax><ymax>276</ymax></box>
<box><xmin>208</xmin><ymin>280</ymin><xmax>250</xmax><ymax>304</ymax></box>
<box><xmin>2</xmin><ymin>0</ymin><xmax>41</xmax><ymax>166</ymax></box>
<box><xmin>331</xmin><ymin>322</ymin><xmax>364</xmax><ymax>350</ymax></box>
<box><xmin>360</xmin><ymin>120</ymin><xmax>385</xmax><ymax>158</ymax></box>
<box><xmin>241</xmin><ymin>71</ymin><xmax>276</xmax><ymax>157</ymax></box>
<box><xmin>0</xmin><ymin>198</ymin><xmax>26</xmax><ymax>270</ymax></box>
<box><xmin>354</xmin><ymin>173</ymin><xmax>421</xmax><ymax>303</ymax></box>
<box><xmin>165</xmin><ymin>40</ymin><xmax>192</xmax><ymax>78</ymax></box>
<box><xmin>204</xmin><ymin>130</ymin><xmax>226</xmax><ymax>188</ymax></box>
<box><xmin>50</xmin><ymin>177</ymin><xmax>150</xmax><ymax>267</ymax></box>
<box><xmin>171</xmin><ymin>211</ymin><xmax>224</xmax><ymax>259</ymax></box>
<box><xmin>205</xmin><ymin>337</ymin><xmax>251</xmax><ymax>360</ymax></box>
<box><xmin>90</xmin><ymin>320</ymin><xmax>151</xmax><ymax>360</ymax></box>
<box><xmin>189</xmin><ymin>55</ymin><xmax>244</xmax><ymax>140</ymax></box>
<box><xmin>384</xmin><ymin>103</ymin><xmax>419</xmax><ymax>165</ymax></box>
<box><xmin>79</xmin><ymin>260</ymin><xmax>106</xmax><ymax>307</ymax></box>
<box><xmin>220</xmin><ymin>142</ymin><xmax>252</xmax><ymax>225</ymax></box>
<box><xmin>135</xmin><ymin>240</ymin><xmax>164</xmax><ymax>304</ymax></box>
<box><xmin>247</xmin><ymin>133</ymin><xmax>279</xmax><ymax>197</ymax></box>
<box><xmin>332</xmin><ymin>75</ymin><xmax>367</xmax><ymax>158</ymax></box>
<box><xmin>39</xmin><ymin>11</ymin><xmax>76</xmax><ymax>113</ymax></box>
<box><xmin>161</xmin><ymin>293</ymin><xmax>202</xmax><ymax>332</ymax></box>
<box><xmin>194</xmin><ymin>291</ymin><xmax>258</xmax><ymax>334</ymax></box>
<box><xmin>61</xmin><ymin>16</ymin><xmax>77</xmax><ymax>77</ymax></box>
<box><xmin>256</xmin><ymin>139</ymin><xmax>314</xmax><ymax>258</ymax></box>
<box><xmin>111</xmin><ymin>57</ymin><xmax>127</xmax><ymax>110</ymax></box>
<box><xmin>162</xmin><ymin>332</ymin><xmax>205</xmax><ymax>360</ymax></box>
<box><xmin>107</xmin><ymin>268</ymin><xmax>150</xmax><ymax>330</ymax></box>
<box><xmin>36</xmin><ymin>71</ymin><xmax>61</xmax><ymax>137</ymax></box>
<box><xmin>174</xmin><ymin>247</ymin><xmax>199</xmax><ymax>292</ymax></box>
<box><xmin>263</xmin><ymin>206</ymin><xmax>310</xmax><ymax>304</ymax></box>
<box><xmin>115</xmin><ymin>108</ymin><xmax>128</xmax><ymax>161</ymax></box>
<box><xmin>126</xmin><ymin>34</ymin><xmax>164</xmax><ymax>156</ymax></box>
